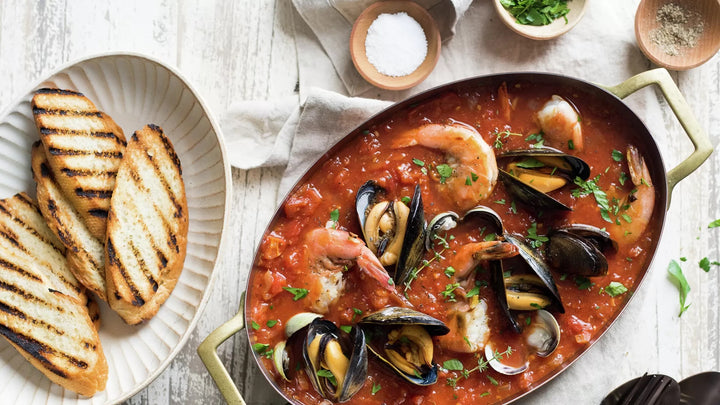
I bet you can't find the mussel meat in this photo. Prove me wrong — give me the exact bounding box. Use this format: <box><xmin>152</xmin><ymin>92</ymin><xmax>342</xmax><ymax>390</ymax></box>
<box><xmin>498</xmin><ymin>147</ymin><xmax>590</xmax><ymax>211</ymax></box>
<box><xmin>356</xmin><ymin>181</ymin><xmax>426</xmax><ymax>285</ymax></box>
<box><xmin>547</xmin><ymin>225</ymin><xmax>618</xmax><ymax>276</ymax></box>
<box><xmin>359</xmin><ymin>307</ymin><xmax>449</xmax><ymax>386</ymax></box>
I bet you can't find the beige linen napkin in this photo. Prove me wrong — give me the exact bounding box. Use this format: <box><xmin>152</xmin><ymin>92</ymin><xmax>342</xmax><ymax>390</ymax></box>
<box><xmin>291</xmin><ymin>0</ymin><xmax>472</xmax><ymax>96</ymax></box>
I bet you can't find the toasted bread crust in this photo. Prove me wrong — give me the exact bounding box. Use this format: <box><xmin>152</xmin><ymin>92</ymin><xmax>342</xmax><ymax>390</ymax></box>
<box><xmin>31</xmin><ymin>142</ymin><xmax>107</xmax><ymax>301</ymax></box>
<box><xmin>106</xmin><ymin>124</ymin><xmax>188</xmax><ymax>324</ymax></box>
<box><xmin>0</xmin><ymin>193</ymin><xmax>107</xmax><ymax>396</ymax></box>
<box><xmin>32</xmin><ymin>88</ymin><xmax>126</xmax><ymax>239</ymax></box>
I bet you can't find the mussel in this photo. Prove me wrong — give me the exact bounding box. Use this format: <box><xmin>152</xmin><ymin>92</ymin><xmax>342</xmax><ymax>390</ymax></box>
<box><xmin>272</xmin><ymin>315</ymin><xmax>367</xmax><ymax>403</ymax></box>
<box><xmin>356</xmin><ymin>181</ymin><xmax>426</xmax><ymax>285</ymax></box>
<box><xmin>498</xmin><ymin>147</ymin><xmax>590</xmax><ymax>211</ymax></box>
<box><xmin>485</xmin><ymin>309</ymin><xmax>561</xmax><ymax>375</ymax></box>
<box><xmin>547</xmin><ymin>225</ymin><xmax>618</xmax><ymax>276</ymax></box>
<box><xmin>358</xmin><ymin>307</ymin><xmax>449</xmax><ymax>386</ymax></box>
<box><xmin>304</xmin><ymin>319</ymin><xmax>368</xmax><ymax>402</ymax></box>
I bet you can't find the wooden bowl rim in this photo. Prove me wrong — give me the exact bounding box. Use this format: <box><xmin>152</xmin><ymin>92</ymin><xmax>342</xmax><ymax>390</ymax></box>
<box><xmin>492</xmin><ymin>0</ymin><xmax>589</xmax><ymax>40</ymax></box>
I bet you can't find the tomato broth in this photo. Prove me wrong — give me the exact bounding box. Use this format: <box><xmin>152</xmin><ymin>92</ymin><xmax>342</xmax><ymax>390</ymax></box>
<box><xmin>247</xmin><ymin>80</ymin><xmax>659</xmax><ymax>404</ymax></box>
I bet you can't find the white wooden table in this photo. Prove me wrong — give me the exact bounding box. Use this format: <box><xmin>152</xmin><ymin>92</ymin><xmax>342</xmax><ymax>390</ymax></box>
<box><xmin>0</xmin><ymin>1</ymin><xmax>718</xmax><ymax>404</ymax></box>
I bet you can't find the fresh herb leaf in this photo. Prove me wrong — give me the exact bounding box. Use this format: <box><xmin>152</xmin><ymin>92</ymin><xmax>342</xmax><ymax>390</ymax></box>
<box><xmin>444</xmin><ymin>266</ymin><xmax>456</xmax><ymax>278</ymax></box>
<box><xmin>709</xmin><ymin>219</ymin><xmax>720</xmax><ymax>228</ymax></box>
<box><xmin>252</xmin><ymin>343</ymin><xmax>273</xmax><ymax>358</ymax></box>
<box><xmin>611</xmin><ymin>149</ymin><xmax>624</xmax><ymax>162</ymax></box>
<box><xmin>471</xmin><ymin>172</ymin><xmax>479</xmax><ymax>182</ymax></box>
<box><xmin>495</xmin><ymin>199</ymin><xmax>506</xmax><ymax>205</ymax></box>
<box><xmin>526</xmin><ymin>222</ymin><xmax>549</xmax><ymax>248</ymax></box>
<box><xmin>401</xmin><ymin>196</ymin><xmax>411</xmax><ymax>205</ymax></box>
<box><xmin>487</xmin><ymin>375</ymin><xmax>499</xmax><ymax>386</ymax></box>
<box><xmin>443</xmin><ymin>359</ymin><xmax>464</xmax><ymax>371</ymax></box>
<box><xmin>668</xmin><ymin>260</ymin><xmax>691</xmax><ymax>317</ymax></box>
<box><xmin>441</xmin><ymin>283</ymin><xmax>461</xmax><ymax>302</ymax></box>
<box><xmin>604</xmin><ymin>281</ymin><xmax>628</xmax><ymax>297</ymax></box>
<box><xmin>251</xmin><ymin>321</ymin><xmax>260</xmax><ymax>330</ymax></box>
<box><xmin>437</xmin><ymin>164</ymin><xmax>453</xmax><ymax>184</ymax></box>
<box><xmin>525</xmin><ymin>132</ymin><xmax>545</xmax><ymax>148</ymax></box>
<box><xmin>575</xmin><ymin>276</ymin><xmax>594</xmax><ymax>290</ymax></box>
<box><xmin>371</xmin><ymin>382</ymin><xmax>382</xmax><ymax>395</ymax></box>
<box><xmin>412</xmin><ymin>158</ymin><xmax>425</xmax><ymax>167</ymax></box>
<box><xmin>699</xmin><ymin>257</ymin><xmax>720</xmax><ymax>272</ymax></box>
<box><xmin>340</xmin><ymin>325</ymin><xmax>352</xmax><ymax>333</ymax></box>
<box><xmin>500</xmin><ymin>0</ymin><xmax>571</xmax><ymax>26</ymax></box>
<box><xmin>516</xmin><ymin>157</ymin><xmax>545</xmax><ymax>169</ymax></box>
<box><xmin>510</xmin><ymin>201</ymin><xmax>517</xmax><ymax>214</ymax></box>
<box><xmin>283</xmin><ymin>286</ymin><xmax>309</xmax><ymax>301</ymax></box>
<box><xmin>493</xmin><ymin>129</ymin><xmax>522</xmax><ymax>149</ymax></box>
<box><xmin>484</xmin><ymin>232</ymin><xmax>497</xmax><ymax>241</ymax></box>
<box><xmin>619</xmin><ymin>172</ymin><xmax>628</xmax><ymax>186</ymax></box>
<box><xmin>266</xmin><ymin>319</ymin><xmax>278</xmax><ymax>328</ymax></box>
<box><xmin>330</xmin><ymin>209</ymin><xmax>339</xmax><ymax>226</ymax></box>
<box><xmin>465</xmin><ymin>176</ymin><xmax>473</xmax><ymax>185</ymax></box>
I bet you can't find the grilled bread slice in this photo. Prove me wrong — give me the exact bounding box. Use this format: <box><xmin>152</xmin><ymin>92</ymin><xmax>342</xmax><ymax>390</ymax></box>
<box><xmin>0</xmin><ymin>193</ymin><xmax>107</xmax><ymax>396</ymax></box>
<box><xmin>32</xmin><ymin>88</ymin><xmax>126</xmax><ymax>240</ymax></box>
<box><xmin>31</xmin><ymin>142</ymin><xmax>107</xmax><ymax>301</ymax></box>
<box><xmin>0</xmin><ymin>192</ymin><xmax>86</xmax><ymax>305</ymax></box>
<box><xmin>106</xmin><ymin>124</ymin><xmax>188</xmax><ymax>324</ymax></box>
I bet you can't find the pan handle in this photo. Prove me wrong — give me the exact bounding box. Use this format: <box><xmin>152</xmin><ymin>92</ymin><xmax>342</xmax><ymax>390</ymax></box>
<box><xmin>197</xmin><ymin>293</ymin><xmax>247</xmax><ymax>405</ymax></box>
<box><xmin>601</xmin><ymin>68</ymin><xmax>713</xmax><ymax>201</ymax></box>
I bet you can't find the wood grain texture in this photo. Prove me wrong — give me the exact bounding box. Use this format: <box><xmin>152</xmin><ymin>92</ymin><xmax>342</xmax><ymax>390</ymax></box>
<box><xmin>0</xmin><ymin>0</ymin><xmax>718</xmax><ymax>404</ymax></box>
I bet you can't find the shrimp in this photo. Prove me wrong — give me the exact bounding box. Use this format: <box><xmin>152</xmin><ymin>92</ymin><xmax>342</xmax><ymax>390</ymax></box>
<box><xmin>436</xmin><ymin>300</ymin><xmax>490</xmax><ymax>353</ymax></box>
<box><xmin>302</xmin><ymin>227</ymin><xmax>408</xmax><ymax>313</ymax></box>
<box><xmin>435</xmin><ymin>241</ymin><xmax>518</xmax><ymax>353</ymax></box>
<box><xmin>392</xmin><ymin>123</ymin><xmax>498</xmax><ymax>211</ymax></box>
<box><xmin>451</xmin><ymin>241</ymin><xmax>518</xmax><ymax>291</ymax></box>
<box><xmin>607</xmin><ymin>146</ymin><xmax>655</xmax><ymax>244</ymax></box>
<box><xmin>536</xmin><ymin>95</ymin><xmax>583</xmax><ymax>151</ymax></box>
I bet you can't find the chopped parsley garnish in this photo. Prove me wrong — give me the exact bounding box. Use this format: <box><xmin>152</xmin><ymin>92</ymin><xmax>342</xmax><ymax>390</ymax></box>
<box><xmin>412</xmin><ymin>158</ymin><xmax>425</xmax><ymax>166</ymax></box>
<box><xmin>510</xmin><ymin>201</ymin><xmax>517</xmax><ymax>214</ymax></box>
<box><xmin>471</xmin><ymin>172</ymin><xmax>479</xmax><ymax>182</ymax></box>
<box><xmin>401</xmin><ymin>196</ymin><xmax>411</xmax><ymax>205</ymax></box>
<box><xmin>351</xmin><ymin>308</ymin><xmax>363</xmax><ymax>321</ymax></box>
<box><xmin>436</xmin><ymin>164</ymin><xmax>453</xmax><ymax>184</ymax></box>
<box><xmin>371</xmin><ymin>382</ymin><xmax>382</xmax><ymax>395</ymax></box>
<box><xmin>619</xmin><ymin>172</ymin><xmax>628</xmax><ymax>186</ymax></box>
<box><xmin>680</xmin><ymin>257</ymin><xmax>687</xmax><ymax>262</ymax></box>
<box><xmin>487</xmin><ymin>375</ymin><xmax>499</xmax><ymax>386</ymax></box>
<box><xmin>668</xmin><ymin>260</ymin><xmax>691</xmax><ymax>317</ymax></box>
<box><xmin>604</xmin><ymin>281</ymin><xmax>628</xmax><ymax>297</ymax></box>
<box><xmin>251</xmin><ymin>321</ymin><xmax>260</xmax><ymax>330</ymax></box>
<box><xmin>444</xmin><ymin>266</ymin><xmax>456</xmax><ymax>278</ymax></box>
<box><xmin>516</xmin><ymin>157</ymin><xmax>545</xmax><ymax>169</ymax></box>
<box><xmin>317</xmin><ymin>369</ymin><xmax>337</xmax><ymax>386</ymax></box>
<box><xmin>495</xmin><ymin>199</ymin><xmax>506</xmax><ymax>205</ymax></box>
<box><xmin>708</xmin><ymin>219</ymin><xmax>720</xmax><ymax>228</ymax></box>
<box><xmin>526</xmin><ymin>222</ymin><xmax>549</xmax><ymax>248</ymax></box>
<box><xmin>699</xmin><ymin>257</ymin><xmax>720</xmax><ymax>272</ymax></box>
<box><xmin>484</xmin><ymin>232</ymin><xmax>497</xmax><ymax>241</ymax></box>
<box><xmin>568</xmin><ymin>139</ymin><xmax>575</xmax><ymax>150</ymax></box>
<box><xmin>282</xmin><ymin>286</ymin><xmax>309</xmax><ymax>301</ymax></box>
<box><xmin>252</xmin><ymin>343</ymin><xmax>273</xmax><ymax>358</ymax></box>
<box><xmin>575</xmin><ymin>275</ymin><xmax>594</xmax><ymax>290</ymax></box>
<box><xmin>500</xmin><ymin>0</ymin><xmax>570</xmax><ymax>26</ymax></box>
<box><xmin>340</xmin><ymin>325</ymin><xmax>352</xmax><ymax>333</ymax></box>
<box><xmin>525</xmin><ymin>132</ymin><xmax>545</xmax><ymax>148</ymax></box>
<box><xmin>611</xmin><ymin>149</ymin><xmax>624</xmax><ymax>162</ymax></box>
<box><xmin>443</xmin><ymin>359</ymin><xmax>464</xmax><ymax>371</ymax></box>
<box><xmin>329</xmin><ymin>208</ymin><xmax>339</xmax><ymax>228</ymax></box>
<box><xmin>572</xmin><ymin>175</ymin><xmax>612</xmax><ymax>223</ymax></box>
<box><xmin>465</xmin><ymin>176</ymin><xmax>473</xmax><ymax>185</ymax></box>
<box><xmin>266</xmin><ymin>319</ymin><xmax>278</xmax><ymax>328</ymax></box>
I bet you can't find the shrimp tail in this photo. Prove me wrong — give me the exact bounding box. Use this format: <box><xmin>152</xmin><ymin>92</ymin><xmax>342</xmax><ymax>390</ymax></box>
<box><xmin>356</xmin><ymin>251</ymin><xmax>413</xmax><ymax>308</ymax></box>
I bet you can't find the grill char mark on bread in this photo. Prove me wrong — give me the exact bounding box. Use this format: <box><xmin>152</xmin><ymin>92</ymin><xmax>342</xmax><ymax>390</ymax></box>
<box><xmin>106</xmin><ymin>124</ymin><xmax>187</xmax><ymax>324</ymax></box>
<box><xmin>0</xmin><ymin>194</ymin><xmax>107</xmax><ymax>396</ymax></box>
<box><xmin>31</xmin><ymin>143</ymin><xmax>107</xmax><ymax>301</ymax></box>
<box><xmin>32</xmin><ymin>88</ymin><xmax>126</xmax><ymax>239</ymax></box>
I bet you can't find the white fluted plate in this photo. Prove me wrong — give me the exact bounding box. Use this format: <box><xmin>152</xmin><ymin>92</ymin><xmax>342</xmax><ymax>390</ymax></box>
<box><xmin>0</xmin><ymin>53</ymin><xmax>230</xmax><ymax>404</ymax></box>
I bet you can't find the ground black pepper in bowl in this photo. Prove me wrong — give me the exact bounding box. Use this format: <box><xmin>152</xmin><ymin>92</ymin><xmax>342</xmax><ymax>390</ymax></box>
<box><xmin>650</xmin><ymin>3</ymin><xmax>704</xmax><ymax>56</ymax></box>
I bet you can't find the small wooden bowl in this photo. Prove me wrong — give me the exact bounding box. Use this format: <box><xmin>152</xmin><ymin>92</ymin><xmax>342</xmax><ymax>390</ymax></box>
<box><xmin>493</xmin><ymin>0</ymin><xmax>588</xmax><ymax>40</ymax></box>
<box><xmin>350</xmin><ymin>0</ymin><xmax>441</xmax><ymax>91</ymax></box>
<box><xmin>635</xmin><ymin>0</ymin><xmax>720</xmax><ymax>71</ymax></box>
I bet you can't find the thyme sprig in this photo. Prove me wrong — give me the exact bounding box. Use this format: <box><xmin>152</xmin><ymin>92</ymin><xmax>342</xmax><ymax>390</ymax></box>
<box><xmin>445</xmin><ymin>346</ymin><xmax>514</xmax><ymax>388</ymax></box>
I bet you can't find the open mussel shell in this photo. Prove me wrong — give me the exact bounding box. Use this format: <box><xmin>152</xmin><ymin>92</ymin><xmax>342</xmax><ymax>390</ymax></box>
<box><xmin>425</xmin><ymin>205</ymin><xmax>505</xmax><ymax>250</ymax></box>
<box><xmin>499</xmin><ymin>147</ymin><xmax>591</xmax><ymax>180</ymax></box>
<box><xmin>359</xmin><ymin>307</ymin><xmax>449</xmax><ymax>386</ymax></box>
<box><xmin>355</xmin><ymin>181</ymin><xmax>426</xmax><ymax>286</ymax></box>
<box><xmin>499</xmin><ymin>170</ymin><xmax>571</xmax><ymax>211</ymax></box>
<box><xmin>273</xmin><ymin>312</ymin><xmax>323</xmax><ymax>381</ymax></box>
<box><xmin>504</xmin><ymin>234</ymin><xmax>564</xmax><ymax>313</ymax></box>
<box><xmin>303</xmin><ymin>318</ymin><xmax>367</xmax><ymax>403</ymax></box>
<box><xmin>555</xmin><ymin>224</ymin><xmax>618</xmax><ymax>252</ymax></box>
<box><xmin>498</xmin><ymin>147</ymin><xmax>591</xmax><ymax>211</ymax></box>
<box><xmin>395</xmin><ymin>185</ymin><xmax>426</xmax><ymax>286</ymax></box>
<box><xmin>485</xmin><ymin>310</ymin><xmax>560</xmax><ymax>376</ymax></box>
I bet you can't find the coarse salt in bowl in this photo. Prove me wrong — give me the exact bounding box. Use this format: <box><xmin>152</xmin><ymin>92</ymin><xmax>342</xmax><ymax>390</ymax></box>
<box><xmin>350</xmin><ymin>1</ymin><xmax>441</xmax><ymax>91</ymax></box>
<box><xmin>365</xmin><ymin>12</ymin><xmax>428</xmax><ymax>77</ymax></box>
